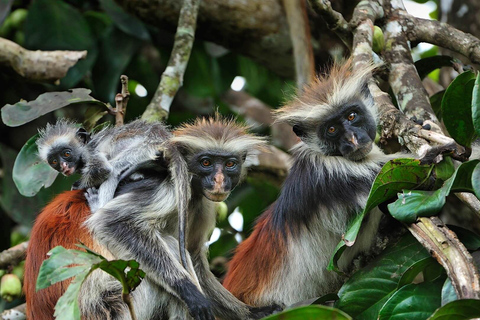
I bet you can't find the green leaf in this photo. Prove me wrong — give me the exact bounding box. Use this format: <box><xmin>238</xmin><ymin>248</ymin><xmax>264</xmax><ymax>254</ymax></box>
<box><xmin>328</xmin><ymin>159</ymin><xmax>433</xmax><ymax>270</ymax></box>
<box><xmin>434</xmin><ymin>156</ymin><xmax>454</xmax><ymax>183</ymax></box>
<box><xmin>472</xmin><ymin>72</ymin><xmax>480</xmax><ymax>138</ymax></box>
<box><xmin>83</xmin><ymin>105</ymin><xmax>108</xmax><ymax>131</ymax></box>
<box><xmin>440</xmin><ymin>278</ymin><xmax>457</xmax><ymax>306</ymax></box>
<box><xmin>388</xmin><ymin>160</ymin><xmax>480</xmax><ymax>223</ymax></box>
<box><xmin>1</xmin><ymin>88</ymin><xmax>106</xmax><ymax>127</ymax></box>
<box><xmin>447</xmin><ymin>225</ymin><xmax>480</xmax><ymax>251</ymax></box>
<box><xmin>54</xmin><ymin>268</ymin><xmax>90</xmax><ymax>320</ymax></box>
<box><xmin>92</xmin><ymin>27</ymin><xmax>142</xmax><ymax>104</ymax></box>
<box><xmin>415</xmin><ymin>56</ymin><xmax>455</xmax><ymax>80</ymax></box>
<box><xmin>428</xmin><ymin>299</ymin><xmax>480</xmax><ymax>320</ymax></box>
<box><xmin>12</xmin><ymin>134</ymin><xmax>58</xmax><ymax>197</ymax></box>
<box><xmin>262</xmin><ymin>305</ymin><xmax>352</xmax><ymax>320</ymax></box>
<box><xmin>441</xmin><ymin>71</ymin><xmax>476</xmax><ymax>147</ymax></box>
<box><xmin>378</xmin><ymin>277</ymin><xmax>443</xmax><ymax>320</ymax></box>
<box><xmin>24</xmin><ymin>0</ymin><xmax>97</xmax><ymax>87</ymax></box>
<box><xmin>430</xmin><ymin>90</ymin><xmax>445</xmax><ymax>121</ymax></box>
<box><xmin>397</xmin><ymin>257</ymin><xmax>438</xmax><ymax>288</ymax></box>
<box><xmin>472</xmin><ymin>162</ymin><xmax>480</xmax><ymax>200</ymax></box>
<box><xmin>98</xmin><ymin>0</ymin><xmax>150</xmax><ymax>41</ymax></box>
<box><xmin>336</xmin><ymin>234</ymin><xmax>430</xmax><ymax>320</ymax></box>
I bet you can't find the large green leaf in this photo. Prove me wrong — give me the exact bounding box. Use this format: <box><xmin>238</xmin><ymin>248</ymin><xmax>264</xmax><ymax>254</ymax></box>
<box><xmin>98</xmin><ymin>0</ymin><xmax>150</xmax><ymax>41</ymax></box>
<box><xmin>428</xmin><ymin>299</ymin><xmax>480</xmax><ymax>319</ymax></box>
<box><xmin>441</xmin><ymin>71</ymin><xmax>476</xmax><ymax>147</ymax></box>
<box><xmin>12</xmin><ymin>133</ymin><xmax>58</xmax><ymax>197</ymax></box>
<box><xmin>24</xmin><ymin>0</ymin><xmax>97</xmax><ymax>87</ymax></box>
<box><xmin>262</xmin><ymin>305</ymin><xmax>352</xmax><ymax>320</ymax></box>
<box><xmin>388</xmin><ymin>160</ymin><xmax>480</xmax><ymax>223</ymax></box>
<box><xmin>335</xmin><ymin>234</ymin><xmax>430</xmax><ymax>320</ymax></box>
<box><xmin>92</xmin><ymin>27</ymin><xmax>142</xmax><ymax>104</ymax></box>
<box><xmin>37</xmin><ymin>245</ymin><xmax>145</xmax><ymax>320</ymax></box>
<box><xmin>378</xmin><ymin>277</ymin><xmax>443</xmax><ymax>320</ymax></box>
<box><xmin>472</xmin><ymin>72</ymin><xmax>480</xmax><ymax>138</ymax></box>
<box><xmin>1</xmin><ymin>88</ymin><xmax>106</xmax><ymax>127</ymax></box>
<box><xmin>328</xmin><ymin>159</ymin><xmax>433</xmax><ymax>270</ymax></box>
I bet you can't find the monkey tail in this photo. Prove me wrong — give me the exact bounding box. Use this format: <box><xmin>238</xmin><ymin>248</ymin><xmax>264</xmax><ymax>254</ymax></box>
<box><xmin>24</xmin><ymin>190</ymin><xmax>93</xmax><ymax>320</ymax></box>
<box><xmin>169</xmin><ymin>148</ymin><xmax>191</xmax><ymax>270</ymax></box>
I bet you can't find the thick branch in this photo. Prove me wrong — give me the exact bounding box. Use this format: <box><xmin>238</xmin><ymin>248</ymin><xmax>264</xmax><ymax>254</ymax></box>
<box><xmin>283</xmin><ymin>0</ymin><xmax>315</xmax><ymax>87</ymax></box>
<box><xmin>308</xmin><ymin>0</ymin><xmax>352</xmax><ymax>49</ymax></box>
<box><xmin>0</xmin><ymin>38</ymin><xmax>86</xmax><ymax>82</ymax></box>
<box><xmin>246</xmin><ymin>145</ymin><xmax>291</xmax><ymax>187</ymax></box>
<box><xmin>408</xmin><ymin>217</ymin><xmax>480</xmax><ymax>299</ymax></box>
<box><xmin>141</xmin><ymin>0</ymin><xmax>200</xmax><ymax>122</ymax></box>
<box><xmin>405</xmin><ymin>16</ymin><xmax>480</xmax><ymax>66</ymax></box>
<box><xmin>1</xmin><ymin>303</ymin><xmax>26</xmax><ymax>320</ymax></box>
<box><xmin>0</xmin><ymin>241</ymin><xmax>27</xmax><ymax>269</ymax></box>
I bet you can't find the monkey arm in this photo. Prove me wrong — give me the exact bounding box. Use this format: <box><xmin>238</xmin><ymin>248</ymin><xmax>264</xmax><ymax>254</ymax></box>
<box><xmin>85</xmin><ymin>193</ymin><xmax>215</xmax><ymax>320</ymax></box>
<box><xmin>191</xmin><ymin>248</ymin><xmax>283</xmax><ymax>320</ymax></box>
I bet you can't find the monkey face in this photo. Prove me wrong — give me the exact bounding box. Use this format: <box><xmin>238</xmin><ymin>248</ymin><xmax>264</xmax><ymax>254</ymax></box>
<box><xmin>189</xmin><ymin>152</ymin><xmax>243</xmax><ymax>202</ymax></box>
<box><xmin>47</xmin><ymin>147</ymin><xmax>81</xmax><ymax>176</ymax></box>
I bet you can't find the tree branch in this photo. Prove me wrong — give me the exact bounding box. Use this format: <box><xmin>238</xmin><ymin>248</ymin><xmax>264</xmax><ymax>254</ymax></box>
<box><xmin>113</xmin><ymin>75</ymin><xmax>130</xmax><ymax>127</ymax></box>
<box><xmin>1</xmin><ymin>303</ymin><xmax>26</xmax><ymax>320</ymax></box>
<box><xmin>0</xmin><ymin>38</ymin><xmax>86</xmax><ymax>82</ymax></box>
<box><xmin>408</xmin><ymin>217</ymin><xmax>480</xmax><ymax>299</ymax></box>
<box><xmin>0</xmin><ymin>241</ymin><xmax>27</xmax><ymax>269</ymax></box>
<box><xmin>141</xmin><ymin>0</ymin><xmax>200</xmax><ymax>122</ymax></box>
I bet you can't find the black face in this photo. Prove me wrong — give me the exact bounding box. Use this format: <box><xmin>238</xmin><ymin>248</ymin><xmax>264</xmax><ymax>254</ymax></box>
<box><xmin>319</xmin><ymin>103</ymin><xmax>376</xmax><ymax>160</ymax></box>
<box><xmin>189</xmin><ymin>151</ymin><xmax>243</xmax><ymax>202</ymax></box>
<box><xmin>47</xmin><ymin>146</ymin><xmax>82</xmax><ymax>176</ymax></box>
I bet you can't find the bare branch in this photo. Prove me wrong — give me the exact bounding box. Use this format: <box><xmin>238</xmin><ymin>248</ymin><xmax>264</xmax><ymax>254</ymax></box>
<box><xmin>0</xmin><ymin>242</ymin><xmax>27</xmax><ymax>269</ymax></box>
<box><xmin>454</xmin><ymin>193</ymin><xmax>480</xmax><ymax>221</ymax></box>
<box><xmin>141</xmin><ymin>0</ymin><xmax>200</xmax><ymax>122</ymax></box>
<box><xmin>247</xmin><ymin>145</ymin><xmax>291</xmax><ymax>188</ymax></box>
<box><xmin>405</xmin><ymin>16</ymin><xmax>480</xmax><ymax>66</ymax></box>
<box><xmin>408</xmin><ymin>217</ymin><xmax>480</xmax><ymax>299</ymax></box>
<box><xmin>282</xmin><ymin>0</ymin><xmax>315</xmax><ymax>87</ymax></box>
<box><xmin>0</xmin><ymin>38</ymin><xmax>86</xmax><ymax>82</ymax></box>
<box><xmin>308</xmin><ymin>0</ymin><xmax>352</xmax><ymax>49</ymax></box>
<box><xmin>1</xmin><ymin>303</ymin><xmax>26</xmax><ymax>320</ymax></box>
<box><xmin>114</xmin><ymin>75</ymin><xmax>130</xmax><ymax>127</ymax></box>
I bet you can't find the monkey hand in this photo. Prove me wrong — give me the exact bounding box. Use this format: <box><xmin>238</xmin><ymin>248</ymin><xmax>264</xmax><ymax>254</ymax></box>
<box><xmin>84</xmin><ymin>187</ymin><xmax>100</xmax><ymax>213</ymax></box>
<box><xmin>183</xmin><ymin>294</ymin><xmax>215</xmax><ymax>320</ymax></box>
<box><xmin>248</xmin><ymin>303</ymin><xmax>284</xmax><ymax>319</ymax></box>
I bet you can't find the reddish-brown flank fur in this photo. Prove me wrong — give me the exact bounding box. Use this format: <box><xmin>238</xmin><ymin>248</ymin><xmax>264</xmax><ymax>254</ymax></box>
<box><xmin>223</xmin><ymin>206</ymin><xmax>285</xmax><ymax>305</ymax></box>
<box><xmin>24</xmin><ymin>190</ymin><xmax>93</xmax><ymax>320</ymax></box>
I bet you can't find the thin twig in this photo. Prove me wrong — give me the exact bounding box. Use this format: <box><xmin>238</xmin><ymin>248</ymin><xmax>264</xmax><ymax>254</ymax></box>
<box><xmin>141</xmin><ymin>0</ymin><xmax>200</xmax><ymax>122</ymax></box>
<box><xmin>114</xmin><ymin>75</ymin><xmax>130</xmax><ymax>127</ymax></box>
<box><xmin>0</xmin><ymin>241</ymin><xmax>28</xmax><ymax>269</ymax></box>
<box><xmin>123</xmin><ymin>293</ymin><xmax>138</xmax><ymax>320</ymax></box>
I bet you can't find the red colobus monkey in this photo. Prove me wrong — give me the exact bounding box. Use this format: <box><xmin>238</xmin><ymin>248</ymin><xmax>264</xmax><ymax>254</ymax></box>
<box><xmin>223</xmin><ymin>60</ymin><xmax>402</xmax><ymax>306</ymax></box>
<box><xmin>25</xmin><ymin>117</ymin><xmax>280</xmax><ymax>319</ymax></box>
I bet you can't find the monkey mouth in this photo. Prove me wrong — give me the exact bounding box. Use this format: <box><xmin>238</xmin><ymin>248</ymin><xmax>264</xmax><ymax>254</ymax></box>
<box><xmin>61</xmin><ymin>167</ymin><xmax>75</xmax><ymax>176</ymax></box>
<box><xmin>345</xmin><ymin>141</ymin><xmax>373</xmax><ymax>161</ymax></box>
<box><xmin>204</xmin><ymin>191</ymin><xmax>230</xmax><ymax>202</ymax></box>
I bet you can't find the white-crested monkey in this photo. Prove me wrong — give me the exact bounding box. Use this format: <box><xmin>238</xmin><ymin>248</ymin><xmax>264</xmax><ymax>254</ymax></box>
<box><xmin>26</xmin><ymin>116</ymin><xmax>281</xmax><ymax>319</ymax></box>
<box><xmin>223</xmin><ymin>60</ymin><xmax>403</xmax><ymax>306</ymax></box>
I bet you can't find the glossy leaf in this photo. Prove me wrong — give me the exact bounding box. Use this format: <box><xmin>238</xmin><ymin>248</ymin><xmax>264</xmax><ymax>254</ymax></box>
<box><xmin>1</xmin><ymin>89</ymin><xmax>106</xmax><ymax>127</ymax></box>
<box><xmin>98</xmin><ymin>0</ymin><xmax>150</xmax><ymax>41</ymax></box>
<box><xmin>378</xmin><ymin>278</ymin><xmax>443</xmax><ymax>320</ymax></box>
<box><xmin>430</xmin><ymin>90</ymin><xmax>445</xmax><ymax>121</ymax></box>
<box><xmin>262</xmin><ymin>305</ymin><xmax>352</xmax><ymax>320</ymax></box>
<box><xmin>472</xmin><ymin>72</ymin><xmax>480</xmax><ymax>137</ymax></box>
<box><xmin>440</xmin><ymin>278</ymin><xmax>457</xmax><ymax>306</ymax></box>
<box><xmin>397</xmin><ymin>257</ymin><xmax>438</xmax><ymax>288</ymax></box>
<box><xmin>388</xmin><ymin>160</ymin><xmax>480</xmax><ymax>223</ymax></box>
<box><xmin>12</xmin><ymin>134</ymin><xmax>58</xmax><ymax>197</ymax></box>
<box><xmin>441</xmin><ymin>71</ymin><xmax>476</xmax><ymax>147</ymax></box>
<box><xmin>472</xmin><ymin>162</ymin><xmax>480</xmax><ymax>200</ymax></box>
<box><xmin>428</xmin><ymin>299</ymin><xmax>480</xmax><ymax>319</ymax></box>
<box><xmin>329</xmin><ymin>159</ymin><xmax>433</xmax><ymax>270</ymax></box>
<box><xmin>336</xmin><ymin>234</ymin><xmax>430</xmax><ymax>320</ymax></box>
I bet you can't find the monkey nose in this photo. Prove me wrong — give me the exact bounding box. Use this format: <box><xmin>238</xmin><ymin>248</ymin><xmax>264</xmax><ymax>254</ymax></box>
<box><xmin>349</xmin><ymin>134</ymin><xmax>358</xmax><ymax>147</ymax></box>
<box><xmin>61</xmin><ymin>162</ymin><xmax>69</xmax><ymax>169</ymax></box>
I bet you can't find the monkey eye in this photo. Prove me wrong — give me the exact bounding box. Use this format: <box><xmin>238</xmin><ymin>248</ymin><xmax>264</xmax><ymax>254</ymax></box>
<box><xmin>64</xmin><ymin>150</ymin><xmax>71</xmax><ymax>157</ymax></box>
<box><xmin>225</xmin><ymin>160</ymin><xmax>237</xmax><ymax>168</ymax></box>
<box><xmin>347</xmin><ymin>112</ymin><xmax>357</xmax><ymax>121</ymax></box>
<box><xmin>201</xmin><ymin>158</ymin><xmax>212</xmax><ymax>167</ymax></box>
<box><xmin>328</xmin><ymin>126</ymin><xmax>336</xmax><ymax>134</ymax></box>
<box><xmin>51</xmin><ymin>159</ymin><xmax>58</xmax><ymax>165</ymax></box>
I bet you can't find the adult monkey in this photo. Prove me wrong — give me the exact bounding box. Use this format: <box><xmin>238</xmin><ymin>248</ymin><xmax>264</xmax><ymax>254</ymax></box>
<box><xmin>25</xmin><ymin>116</ymin><xmax>280</xmax><ymax>319</ymax></box>
<box><xmin>223</xmin><ymin>60</ymin><xmax>404</xmax><ymax>306</ymax></box>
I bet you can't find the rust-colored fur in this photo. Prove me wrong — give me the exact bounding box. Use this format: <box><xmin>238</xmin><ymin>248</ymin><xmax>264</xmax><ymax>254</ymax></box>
<box><xmin>24</xmin><ymin>190</ymin><xmax>93</xmax><ymax>320</ymax></box>
<box><xmin>223</xmin><ymin>207</ymin><xmax>285</xmax><ymax>305</ymax></box>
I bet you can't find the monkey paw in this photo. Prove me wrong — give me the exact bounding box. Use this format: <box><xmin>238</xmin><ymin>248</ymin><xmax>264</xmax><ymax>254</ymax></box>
<box><xmin>248</xmin><ymin>303</ymin><xmax>284</xmax><ymax>319</ymax></box>
<box><xmin>85</xmin><ymin>187</ymin><xmax>100</xmax><ymax>213</ymax></box>
<box><xmin>186</xmin><ymin>299</ymin><xmax>215</xmax><ymax>320</ymax></box>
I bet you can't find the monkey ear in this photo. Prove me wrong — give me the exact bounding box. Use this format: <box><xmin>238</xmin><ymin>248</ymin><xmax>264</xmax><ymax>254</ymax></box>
<box><xmin>292</xmin><ymin>125</ymin><xmax>306</xmax><ymax>139</ymax></box>
<box><xmin>76</xmin><ymin>128</ymin><xmax>91</xmax><ymax>144</ymax></box>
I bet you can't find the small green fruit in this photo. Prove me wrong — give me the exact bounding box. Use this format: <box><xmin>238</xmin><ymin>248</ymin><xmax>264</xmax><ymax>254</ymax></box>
<box><xmin>12</xmin><ymin>261</ymin><xmax>25</xmax><ymax>281</ymax></box>
<box><xmin>216</xmin><ymin>202</ymin><xmax>228</xmax><ymax>222</ymax></box>
<box><xmin>372</xmin><ymin>26</ymin><xmax>385</xmax><ymax>53</ymax></box>
<box><xmin>1</xmin><ymin>274</ymin><xmax>22</xmax><ymax>302</ymax></box>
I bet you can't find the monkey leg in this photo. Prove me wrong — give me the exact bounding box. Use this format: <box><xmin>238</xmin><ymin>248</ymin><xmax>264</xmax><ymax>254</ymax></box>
<box><xmin>191</xmin><ymin>249</ymin><xmax>283</xmax><ymax>320</ymax></box>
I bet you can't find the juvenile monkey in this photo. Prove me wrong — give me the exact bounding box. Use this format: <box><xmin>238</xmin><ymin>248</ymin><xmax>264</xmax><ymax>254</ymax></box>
<box><xmin>223</xmin><ymin>60</ymin><xmax>404</xmax><ymax>306</ymax></box>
